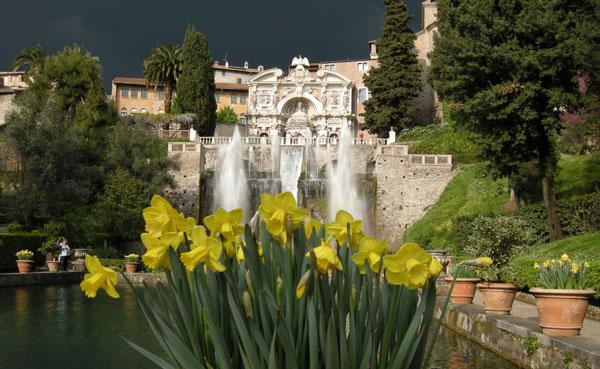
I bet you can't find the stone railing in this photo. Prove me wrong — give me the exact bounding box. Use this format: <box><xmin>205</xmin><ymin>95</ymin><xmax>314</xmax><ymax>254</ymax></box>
<box><xmin>195</xmin><ymin>136</ymin><xmax>390</xmax><ymax>146</ymax></box>
<box><xmin>408</xmin><ymin>154</ymin><xmax>452</xmax><ymax>165</ymax></box>
<box><xmin>168</xmin><ymin>142</ymin><xmax>201</xmax><ymax>152</ymax></box>
<box><xmin>154</xmin><ymin>129</ymin><xmax>191</xmax><ymax>139</ymax></box>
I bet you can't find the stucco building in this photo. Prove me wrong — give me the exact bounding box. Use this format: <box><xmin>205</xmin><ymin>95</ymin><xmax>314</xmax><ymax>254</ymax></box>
<box><xmin>0</xmin><ymin>71</ymin><xmax>27</xmax><ymax>126</ymax></box>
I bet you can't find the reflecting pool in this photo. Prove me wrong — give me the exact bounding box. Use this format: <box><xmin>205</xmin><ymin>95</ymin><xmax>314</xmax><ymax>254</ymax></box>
<box><xmin>0</xmin><ymin>285</ymin><xmax>518</xmax><ymax>369</ymax></box>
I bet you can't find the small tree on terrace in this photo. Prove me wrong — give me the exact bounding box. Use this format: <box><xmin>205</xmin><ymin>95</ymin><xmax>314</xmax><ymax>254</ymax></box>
<box><xmin>216</xmin><ymin>106</ymin><xmax>238</xmax><ymax>124</ymax></box>
<box><xmin>143</xmin><ymin>44</ymin><xmax>182</xmax><ymax>114</ymax></box>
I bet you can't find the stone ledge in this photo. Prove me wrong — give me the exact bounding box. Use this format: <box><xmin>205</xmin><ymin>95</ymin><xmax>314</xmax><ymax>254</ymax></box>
<box><xmin>0</xmin><ymin>271</ymin><xmax>84</xmax><ymax>287</ymax></box>
<box><xmin>117</xmin><ymin>272</ymin><xmax>167</xmax><ymax>286</ymax></box>
<box><xmin>437</xmin><ymin>303</ymin><xmax>600</xmax><ymax>369</ymax></box>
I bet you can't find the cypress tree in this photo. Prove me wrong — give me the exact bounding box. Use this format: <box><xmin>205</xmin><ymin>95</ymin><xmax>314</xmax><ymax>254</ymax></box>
<box><xmin>430</xmin><ymin>0</ymin><xmax>597</xmax><ymax>240</ymax></box>
<box><xmin>177</xmin><ymin>26</ymin><xmax>217</xmax><ymax>136</ymax></box>
<box><xmin>363</xmin><ymin>0</ymin><xmax>422</xmax><ymax>137</ymax></box>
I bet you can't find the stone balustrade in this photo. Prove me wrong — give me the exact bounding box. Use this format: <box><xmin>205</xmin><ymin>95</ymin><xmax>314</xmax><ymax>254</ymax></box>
<box><xmin>192</xmin><ymin>136</ymin><xmax>389</xmax><ymax>147</ymax></box>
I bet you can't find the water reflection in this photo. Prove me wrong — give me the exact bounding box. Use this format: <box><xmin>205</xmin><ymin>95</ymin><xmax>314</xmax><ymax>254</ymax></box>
<box><xmin>0</xmin><ymin>285</ymin><xmax>517</xmax><ymax>369</ymax></box>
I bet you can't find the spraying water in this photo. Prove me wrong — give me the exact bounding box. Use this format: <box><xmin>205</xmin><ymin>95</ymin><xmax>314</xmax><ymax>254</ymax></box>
<box><xmin>327</xmin><ymin>124</ymin><xmax>369</xmax><ymax>228</ymax></box>
<box><xmin>279</xmin><ymin>146</ymin><xmax>304</xmax><ymax>201</ymax></box>
<box><xmin>214</xmin><ymin>128</ymin><xmax>249</xmax><ymax>217</ymax></box>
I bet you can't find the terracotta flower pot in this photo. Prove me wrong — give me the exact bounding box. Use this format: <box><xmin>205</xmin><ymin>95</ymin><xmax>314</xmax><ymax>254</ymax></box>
<box><xmin>47</xmin><ymin>260</ymin><xmax>61</xmax><ymax>272</ymax></box>
<box><xmin>530</xmin><ymin>288</ymin><xmax>596</xmax><ymax>336</ymax></box>
<box><xmin>477</xmin><ymin>282</ymin><xmax>517</xmax><ymax>315</ymax></box>
<box><xmin>125</xmin><ymin>262</ymin><xmax>139</xmax><ymax>273</ymax></box>
<box><xmin>16</xmin><ymin>260</ymin><xmax>34</xmax><ymax>273</ymax></box>
<box><xmin>446</xmin><ymin>277</ymin><xmax>480</xmax><ymax>304</ymax></box>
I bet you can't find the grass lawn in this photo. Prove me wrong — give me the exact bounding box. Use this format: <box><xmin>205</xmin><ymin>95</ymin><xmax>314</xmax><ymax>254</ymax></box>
<box><xmin>556</xmin><ymin>154</ymin><xmax>600</xmax><ymax>199</ymax></box>
<box><xmin>403</xmin><ymin>163</ymin><xmax>509</xmax><ymax>250</ymax></box>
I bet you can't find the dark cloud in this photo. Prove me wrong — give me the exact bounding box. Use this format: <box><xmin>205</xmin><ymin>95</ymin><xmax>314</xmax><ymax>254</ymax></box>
<box><xmin>0</xmin><ymin>0</ymin><xmax>423</xmax><ymax>91</ymax></box>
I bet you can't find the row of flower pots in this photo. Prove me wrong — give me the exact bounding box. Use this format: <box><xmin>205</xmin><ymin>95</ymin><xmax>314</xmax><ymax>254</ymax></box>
<box><xmin>448</xmin><ymin>270</ymin><xmax>595</xmax><ymax>336</ymax></box>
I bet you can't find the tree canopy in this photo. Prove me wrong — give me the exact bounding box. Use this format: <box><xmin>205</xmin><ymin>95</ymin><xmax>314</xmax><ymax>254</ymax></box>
<box><xmin>143</xmin><ymin>44</ymin><xmax>182</xmax><ymax>114</ymax></box>
<box><xmin>362</xmin><ymin>0</ymin><xmax>422</xmax><ymax>137</ymax></box>
<box><xmin>430</xmin><ymin>0</ymin><xmax>598</xmax><ymax>240</ymax></box>
<box><xmin>177</xmin><ymin>25</ymin><xmax>217</xmax><ymax>135</ymax></box>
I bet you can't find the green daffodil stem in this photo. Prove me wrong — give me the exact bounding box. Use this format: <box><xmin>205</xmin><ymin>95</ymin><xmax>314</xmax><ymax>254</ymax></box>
<box><xmin>423</xmin><ymin>277</ymin><xmax>456</xmax><ymax>369</ymax></box>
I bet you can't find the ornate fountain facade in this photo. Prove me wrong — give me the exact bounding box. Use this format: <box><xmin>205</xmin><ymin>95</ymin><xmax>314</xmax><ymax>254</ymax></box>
<box><xmin>246</xmin><ymin>57</ymin><xmax>355</xmax><ymax>139</ymax></box>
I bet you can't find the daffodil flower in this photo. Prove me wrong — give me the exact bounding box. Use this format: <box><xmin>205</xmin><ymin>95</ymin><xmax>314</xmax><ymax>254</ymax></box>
<box><xmin>204</xmin><ymin>208</ymin><xmax>244</xmax><ymax>257</ymax></box>
<box><xmin>326</xmin><ymin>210</ymin><xmax>365</xmax><ymax>250</ymax></box>
<box><xmin>561</xmin><ymin>253</ymin><xmax>570</xmax><ymax>262</ymax></box>
<box><xmin>236</xmin><ymin>243</ymin><xmax>263</xmax><ymax>263</ymax></box>
<box><xmin>383</xmin><ymin>243</ymin><xmax>435</xmax><ymax>289</ymax></box>
<box><xmin>304</xmin><ymin>217</ymin><xmax>321</xmax><ymax>239</ymax></box>
<box><xmin>141</xmin><ymin>231</ymin><xmax>182</xmax><ymax>270</ymax></box>
<box><xmin>180</xmin><ymin>225</ymin><xmax>226</xmax><ymax>272</ymax></box>
<box><xmin>460</xmin><ymin>257</ymin><xmax>493</xmax><ymax>267</ymax></box>
<box><xmin>259</xmin><ymin>192</ymin><xmax>307</xmax><ymax>244</ymax></box>
<box><xmin>295</xmin><ymin>270</ymin><xmax>312</xmax><ymax>299</ymax></box>
<box><xmin>306</xmin><ymin>240</ymin><xmax>343</xmax><ymax>273</ymax></box>
<box><xmin>351</xmin><ymin>236</ymin><xmax>387</xmax><ymax>274</ymax></box>
<box><xmin>80</xmin><ymin>255</ymin><xmax>119</xmax><ymax>299</ymax></box>
<box><xmin>143</xmin><ymin>195</ymin><xmax>192</xmax><ymax>237</ymax></box>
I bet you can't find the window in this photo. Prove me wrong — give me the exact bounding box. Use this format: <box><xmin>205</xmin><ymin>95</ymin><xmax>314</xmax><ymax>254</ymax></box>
<box><xmin>357</xmin><ymin>62</ymin><xmax>368</xmax><ymax>71</ymax></box>
<box><xmin>157</xmin><ymin>90</ymin><xmax>165</xmax><ymax>100</ymax></box>
<box><xmin>236</xmin><ymin>78</ymin><xmax>242</xmax><ymax>84</ymax></box>
<box><xmin>215</xmin><ymin>93</ymin><xmax>220</xmax><ymax>103</ymax></box>
<box><xmin>240</xmin><ymin>95</ymin><xmax>247</xmax><ymax>105</ymax></box>
<box><xmin>120</xmin><ymin>108</ymin><xmax>128</xmax><ymax>116</ymax></box>
<box><xmin>324</xmin><ymin>64</ymin><xmax>335</xmax><ymax>71</ymax></box>
<box><xmin>141</xmin><ymin>89</ymin><xmax>148</xmax><ymax>99</ymax></box>
<box><xmin>358</xmin><ymin>88</ymin><xmax>368</xmax><ymax>103</ymax></box>
<box><xmin>221</xmin><ymin>70</ymin><xmax>226</xmax><ymax>77</ymax></box>
<box><xmin>130</xmin><ymin>108</ymin><xmax>137</xmax><ymax>114</ymax></box>
<box><xmin>231</xmin><ymin>94</ymin><xmax>238</xmax><ymax>104</ymax></box>
<box><xmin>140</xmin><ymin>108</ymin><xmax>148</xmax><ymax>113</ymax></box>
<box><xmin>131</xmin><ymin>88</ymin><xmax>138</xmax><ymax>99</ymax></box>
<box><xmin>121</xmin><ymin>88</ymin><xmax>129</xmax><ymax>98</ymax></box>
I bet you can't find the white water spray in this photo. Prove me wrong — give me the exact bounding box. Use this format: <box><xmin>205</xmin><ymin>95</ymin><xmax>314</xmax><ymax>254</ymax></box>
<box><xmin>214</xmin><ymin>128</ymin><xmax>248</xmax><ymax>216</ymax></box>
<box><xmin>327</xmin><ymin>124</ymin><xmax>369</xmax><ymax>228</ymax></box>
<box><xmin>279</xmin><ymin>146</ymin><xmax>304</xmax><ymax>201</ymax></box>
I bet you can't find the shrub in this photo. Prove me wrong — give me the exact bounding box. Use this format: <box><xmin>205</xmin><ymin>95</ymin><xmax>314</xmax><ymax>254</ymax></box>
<box><xmin>100</xmin><ymin>258</ymin><xmax>124</xmax><ymax>271</ymax></box>
<box><xmin>89</xmin><ymin>245</ymin><xmax>119</xmax><ymax>259</ymax></box>
<box><xmin>461</xmin><ymin>215</ymin><xmax>539</xmax><ymax>282</ymax></box>
<box><xmin>7</xmin><ymin>222</ymin><xmax>23</xmax><ymax>233</ymax></box>
<box><xmin>0</xmin><ymin>232</ymin><xmax>47</xmax><ymax>271</ymax></box>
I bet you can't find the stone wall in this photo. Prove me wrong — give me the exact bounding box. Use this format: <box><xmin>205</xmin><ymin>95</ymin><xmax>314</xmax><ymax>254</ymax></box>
<box><xmin>0</xmin><ymin>271</ymin><xmax>84</xmax><ymax>287</ymax></box>
<box><xmin>167</xmin><ymin>142</ymin><xmax>203</xmax><ymax>218</ymax></box>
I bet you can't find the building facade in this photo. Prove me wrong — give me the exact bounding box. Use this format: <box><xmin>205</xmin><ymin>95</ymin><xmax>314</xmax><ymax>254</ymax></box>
<box><xmin>0</xmin><ymin>71</ymin><xmax>27</xmax><ymax>126</ymax></box>
<box><xmin>246</xmin><ymin>57</ymin><xmax>355</xmax><ymax>138</ymax></box>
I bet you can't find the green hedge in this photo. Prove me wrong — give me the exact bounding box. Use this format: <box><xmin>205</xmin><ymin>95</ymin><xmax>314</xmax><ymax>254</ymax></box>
<box><xmin>0</xmin><ymin>232</ymin><xmax>47</xmax><ymax>271</ymax></box>
<box><xmin>100</xmin><ymin>258</ymin><xmax>125</xmax><ymax>271</ymax></box>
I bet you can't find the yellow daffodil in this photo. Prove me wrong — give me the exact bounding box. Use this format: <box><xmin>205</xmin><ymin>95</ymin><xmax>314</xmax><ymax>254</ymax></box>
<box><xmin>460</xmin><ymin>257</ymin><xmax>493</xmax><ymax>267</ymax></box>
<box><xmin>307</xmin><ymin>240</ymin><xmax>343</xmax><ymax>273</ymax></box>
<box><xmin>571</xmin><ymin>262</ymin><xmax>579</xmax><ymax>274</ymax></box>
<box><xmin>584</xmin><ymin>262</ymin><xmax>591</xmax><ymax>268</ymax></box>
<box><xmin>141</xmin><ymin>231</ymin><xmax>183</xmax><ymax>270</ymax></box>
<box><xmin>477</xmin><ymin>257</ymin><xmax>493</xmax><ymax>266</ymax></box>
<box><xmin>204</xmin><ymin>208</ymin><xmax>245</xmax><ymax>257</ymax></box>
<box><xmin>561</xmin><ymin>253</ymin><xmax>570</xmax><ymax>262</ymax></box>
<box><xmin>304</xmin><ymin>217</ymin><xmax>321</xmax><ymax>239</ymax></box>
<box><xmin>351</xmin><ymin>236</ymin><xmax>387</xmax><ymax>274</ymax></box>
<box><xmin>296</xmin><ymin>270</ymin><xmax>312</xmax><ymax>299</ymax></box>
<box><xmin>80</xmin><ymin>255</ymin><xmax>119</xmax><ymax>299</ymax></box>
<box><xmin>258</xmin><ymin>192</ymin><xmax>307</xmax><ymax>244</ymax></box>
<box><xmin>236</xmin><ymin>243</ymin><xmax>264</xmax><ymax>263</ymax></box>
<box><xmin>326</xmin><ymin>210</ymin><xmax>365</xmax><ymax>250</ymax></box>
<box><xmin>429</xmin><ymin>257</ymin><xmax>443</xmax><ymax>277</ymax></box>
<box><xmin>533</xmin><ymin>262</ymin><xmax>540</xmax><ymax>269</ymax></box>
<box><xmin>179</xmin><ymin>226</ymin><xmax>226</xmax><ymax>272</ymax></box>
<box><xmin>383</xmin><ymin>243</ymin><xmax>435</xmax><ymax>289</ymax></box>
<box><xmin>543</xmin><ymin>260</ymin><xmax>550</xmax><ymax>268</ymax></box>
<box><xmin>143</xmin><ymin>195</ymin><xmax>192</xmax><ymax>237</ymax></box>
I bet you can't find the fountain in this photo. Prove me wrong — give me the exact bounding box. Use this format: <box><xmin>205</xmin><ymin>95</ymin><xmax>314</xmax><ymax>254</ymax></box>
<box><xmin>213</xmin><ymin>128</ymin><xmax>249</xmax><ymax>217</ymax></box>
<box><xmin>279</xmin><ymin>146</ymin><xmax>304</xmax><ymax>200</ymax></box>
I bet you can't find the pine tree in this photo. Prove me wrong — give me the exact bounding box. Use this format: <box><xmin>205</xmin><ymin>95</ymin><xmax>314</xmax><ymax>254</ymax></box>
<box><xmin>177</xmin><ymin>25</ymin><xmax>217</xmax><ymax>136</ymax></box>
<box><xmin>430</xmin><ymin>0</ymin><xmax>597</xmax><ymax>241</ymax></box>
<box><xmin>363</xmin><ymin>0</ymin><xmax>422</xmax><ymax>137</ymax></box>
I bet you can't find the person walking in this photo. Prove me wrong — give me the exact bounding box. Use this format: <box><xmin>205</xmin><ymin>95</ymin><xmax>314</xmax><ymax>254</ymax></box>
<box><xmin>58</xmin><ymin>237</ymin><xmax>71</xmax><ymax>272</ymax></box>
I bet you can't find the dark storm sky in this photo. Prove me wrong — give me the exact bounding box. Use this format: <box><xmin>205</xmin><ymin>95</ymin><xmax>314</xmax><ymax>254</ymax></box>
<box><xmin>0</xmin><ymin>0</ymin><xmax>423</xmax><ymax>91</ymax></box>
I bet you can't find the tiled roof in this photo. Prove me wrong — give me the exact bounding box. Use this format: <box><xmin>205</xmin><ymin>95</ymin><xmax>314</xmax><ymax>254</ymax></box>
<box><xmin>214</xmin><ymin>83</ymin><xmax>248</xmax><ymax>91</ymax></box>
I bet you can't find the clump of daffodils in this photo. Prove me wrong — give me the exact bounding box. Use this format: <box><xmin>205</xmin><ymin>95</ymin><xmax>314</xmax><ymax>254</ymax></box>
<box><xmin>536</xmin><ymin>253</ymin><xmax>591</xmax><ymax>290</ymax></box>
<box><xmin>16</xmin><ymin>250</ymin><xmax>34</xmax><ymax>260</ymax></box>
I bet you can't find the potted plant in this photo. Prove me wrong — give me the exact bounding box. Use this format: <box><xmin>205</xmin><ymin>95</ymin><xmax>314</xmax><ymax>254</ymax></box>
<box><xmin>462</xmin><ymin>215</ymin><xmax>535</xmax><ymax>314</ymax></box>
<box><xmin>15</xmin><ymin>250</ymin><xmax>35</xmax><ymax>273</ymax></box>
<box><xmin>446</xmin><ymin>264</ymin><xmax>480</xmax><ymax>304</ymax></box>
<box><xmin>38</xmin><ymin>239</ymin><xmax>61</xmax><ymax>272</ymax></box>
<box><xmin>124</xmin><ymin>254</ymin><xmax>139</xmax><ymax>273</ymax></box>
<box><xmin>530</xmin><ymin>254</ymin><xmax>596</xmax><ymax>336</ymax></box>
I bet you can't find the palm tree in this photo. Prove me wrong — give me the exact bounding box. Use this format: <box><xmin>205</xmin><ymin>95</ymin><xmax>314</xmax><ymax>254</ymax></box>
<box><xmin>143</xmin><ymin>44</ymin><xmax>182</xmax><ymax>114</ymax></box>
<box><xmin>12</xmin><ymin>45</ymin><xmax>47</xmax><ymax>75</ymax></box>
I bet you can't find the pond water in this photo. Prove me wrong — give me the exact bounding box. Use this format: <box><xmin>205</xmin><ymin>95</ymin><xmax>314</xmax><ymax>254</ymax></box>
<box><xmin>0</xmin><ymin>285</ymin><xmax>518</xmax><ymax>369</ymax></box>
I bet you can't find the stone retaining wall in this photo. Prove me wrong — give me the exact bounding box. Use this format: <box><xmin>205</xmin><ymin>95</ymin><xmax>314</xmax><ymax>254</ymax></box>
<box><xmin>117</xmin><ymin>272</ymin><xmax>167</xmax><ymax>286</ymax></box>
<box><xmin>0</xmin><ymin>271</ymin><xmax>83</xmax><ymax>287</ymax></box>
<box><xmin>438</xmin><ymin>303</ymin><xmax>600</xmax><ymax>369</ymax></box>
